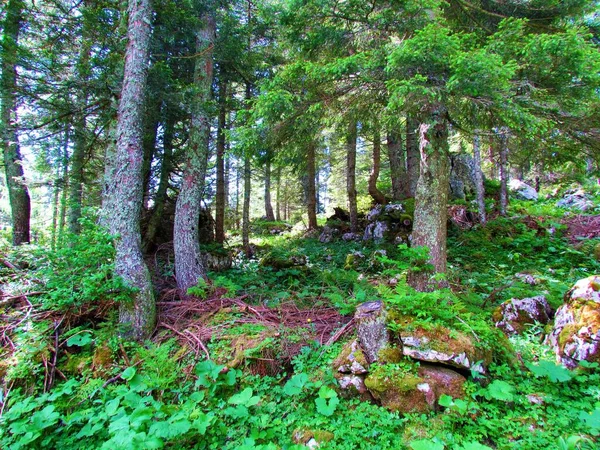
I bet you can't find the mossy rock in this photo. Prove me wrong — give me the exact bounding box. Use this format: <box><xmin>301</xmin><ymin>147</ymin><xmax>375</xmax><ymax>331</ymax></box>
<box><xmin>493</xmin><ymin>296</ymin><xmax>553</xmax><ymax>335</ymax></box>
<box><xmin>92</xmin><ymin>344</ymin><xmax>113</xmax><ymax>377</ymax></box>
<box><xmin>391</xmin><ymin>315</ymin><xmax>491</xmax><ymax>373</ymax></box>
<box><xmin>333</xmin><ymin>340</ymin><xmax>368</xmax><ymax>371</ymax></box>
<box><xmin>547</xmin><ymin>276</ymin><xmax>600</xmax><ymax>368</ymax></box>
<box><xmin>364</xmin><ymin>362</ymin><xmax>466</xmax><ymax>414</ymax></box>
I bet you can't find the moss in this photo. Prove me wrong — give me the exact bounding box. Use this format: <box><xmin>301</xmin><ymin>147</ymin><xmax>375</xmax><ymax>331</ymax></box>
<box><xmin>92</xmin><ymin>344</ymin><xmax>113</xmax><ymax>376</ymax></box>
<box><xmin>594</xmin><ymin>243</ymin><xmax>600</xmax><ymax>262</ymax></box>
<box><xmin>63</xmin><ymin>353</ymin><xmax>91</xmax><ymax>375</ymax></box>
<box><xmin>332</xmin><ymin>340</ymin><xmax>368</xmax><ymax>369</ymax></box>
<box><xmin>377</xmin><ymin>346</ymin><xmax>403</xmax><ymax>364</ymax></box>
<box><xmin>344</xmin><ymin>254</ymin><xmax>355</xmax><ymax>270</ymax></box>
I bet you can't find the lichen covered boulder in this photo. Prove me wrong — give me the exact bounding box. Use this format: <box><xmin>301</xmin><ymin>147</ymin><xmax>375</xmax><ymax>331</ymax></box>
<box><xmin>396</xmin><ymin>318</ymin><xmax>490</xmax><ymax>373</ymax></box>
<box><xmin>547</xmin><ymin>275</ymin><xmax>600</xmax><ymax>368</ymax></box>
<box><xmin>493</xmin><ymin>295</ymin><xmax>553</xmax><ymax>335</ymax></box>
<box><xmin>364</xmin><ymin>363</ymin><xmax>465</xmax><ymax>414</ymax></box>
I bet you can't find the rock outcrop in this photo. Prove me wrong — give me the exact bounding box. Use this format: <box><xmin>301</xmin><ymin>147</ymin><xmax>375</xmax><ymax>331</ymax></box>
<box><xmin>493</xmin><ymin>296</ymin><xmax>553</xmax><ymax>335</ymax></box>
<box><xmin>556</xmin><ymin>189</ymin><xmax>593</xmax><ymax>211</ymax></box>
<box><xmin>363</xmin><ymin>203</ymin><xmax>412</xmax><ymax>243</ymax></box>
<box><xmin>509</xmin><ymin>179</ymin><xmax>538</xmax><ymax>201</ymax></box>
<box><xmin>547</xmin><ymin>276</ymin><xmax>600</xmax><ymax>369</ymax></box>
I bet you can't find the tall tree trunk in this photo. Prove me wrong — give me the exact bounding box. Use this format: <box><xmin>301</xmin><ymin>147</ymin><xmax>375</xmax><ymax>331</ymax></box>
<box><xmin>407</xmin><ymin>105</ymin><xmax>450</xmax><ymax>292</ymax></box>
<box><xmin>498</xmin><ymin>127</ymin><xmax>509</xmax><ymax>216</ymax></box>
<box><xmin>306</xmin><ymin>141</ymin><xmax>318</xmax><ymax>230</ymax></box>
<box><xmin>58</xmin><ymin>135</ymin><xmax>69</xmax><ymax>247</ymax></box>
<box><xmin>52</xmin><ymin>128</ymin><xmax>70</xmax><ymax>249</ymax></box>
<box><xmin>406</xmin><ymin>114</ymin><xmax>420</xmax><ymax>198</ymax></box>
<box><xmin>264</xmin><ymin>153</ymin><xmax>275</xmax><ymax>221</ymax></box>
<box><xmin>242</xmin><ymin>155</ymin><xmax>251</xmax><ymax>255</ymax></box>
<box><xmin>369</xmin><ymin>127</ymin><xmax>386</xmax><ymax>205</ymax></box>
<box><xmin>235</xmin><ymin>158</ymin><xmax>241</xmax><ymax>230</ymax></box>
<box><xmin>68</xmin><ymin>106</ymin><xmax>89</xmax><ymax>234</ymax></box>
<box><xmin>473</xmin><ymin>131</ymin><xmax>486</xmax><ymax>224</ymax></box>
<box><xmin>174</xmin><ymin>12</ymin><xmax>215</xmax><ymax>292</ymax></box>
<box><xmin>1</xmin><ymin>0</ymin><xmax>31</xmax><ymax>246</ymax></box>
<box><xmin>215</xmin><ymin>78</ymin><xmax>227</xmax><ymax>243</ymax></box>
<box><xmin>275</xmin><ymin>166</ymin><xmax>281</xmax><ymax>221</ymax></box>
<box><xmin>106</xmin><ymin>0</ymin><xmax>155</xmax><ymax>339</ymax></box>
<box><xmin>143</xmin><ymin>111</ymin><xmax>174</xmax><ymax>250</ymax></box>
<box><xmin>141</xmin><ymin>100</ymin><xmax>160</xmax><ymax>209</ymax></box>
<box><xmin>242</xmin><ymin>83</ymin><xmax>253</xmax><ymax>255</ymax></box>
<box><xmin>67</xmin><ymin>12</ymin><xmax>93</xmax><ymax>235</ymax></box>
<box><xmin>346</xmin><ymin>120</ymin><xmax>358</xmax><ymax>231</ymax></box>
<box><xmin>387</xmin><ymin>129</ymin><xmax>406</xmax><ymax>201</ymax></box>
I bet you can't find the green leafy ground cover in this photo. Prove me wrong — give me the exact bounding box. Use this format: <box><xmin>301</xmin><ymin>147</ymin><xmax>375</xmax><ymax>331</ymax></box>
<box><xmin>1</xmin><ymin>201</ymin><xmax>600</xmax><ymax>449</ymax></box>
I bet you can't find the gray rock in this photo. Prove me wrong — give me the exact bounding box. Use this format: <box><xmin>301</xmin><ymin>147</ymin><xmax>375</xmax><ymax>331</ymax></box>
<box><xmin>363</xmin><ymin>221</ymin><xmax>388</xmax><ymax>242</ymax></box>
<box><xmin>341</xmin><ymin>232</ymin><xmax>361</xmax><ymax>241</ymax></box>
<box><xmin>556</xmin><ymin>189</ymin><xmax>594</xmax><ymax>211</ymax></box>
<box><xmin>356</xmin><ymin>301</ymin><xmax>390</xmax><ymax>364</ymax></box>
<box><xmin>318</xmin><ymin>225</ymin><xmax>338</xmax><ymax>243</ymax></box>
<box><xmin>494</xmin><ymin>295</ymin><xmax>552</xmax><ymax>335</ymax></box>
<box><xmin>449</xmin><ymin>153</ymin><xmax>478</xmax><ymax>200</ymax></box>
<box><xmin>509</xmin><ymin>179</ymin><xmax>538</xmax><ymax>201</ymax></box>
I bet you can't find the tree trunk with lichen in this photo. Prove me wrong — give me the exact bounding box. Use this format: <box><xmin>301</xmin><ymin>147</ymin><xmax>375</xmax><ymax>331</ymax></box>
<box><xmin>106</xmin><ymin>0</ymin><xmax>155</xmax><ymax>338</ymax></box>
<box><xmin>174</xmin><ymin>12</ymin><xmax>215</xmax><ymax>292</ymax></box>
<box><xmin>215</xmin><ymin>78</ymin><xmax>227</xmax><ymax>243</ymax></box>
<box><xmin>473</xmin><ymin>131</ymin><xmax>486</xmax><ymax>224</ymax></box>
<box><xmin>369</xmin><ymin>127</ymin><xmax>386</xmax><ymax>205</ymax></box>
<box><xmin>264</xmin><ymin>152</ymin><xmax>275</xmax><ymax>221</ymax></box>
<box><xmin>498</xmin><ymin>127</ymin><xmax>509</xmax><ymax>216</ymax></box>
<box><xmin>407</xmin><ymin>105</ymin><xmax>450</xmax><ymax>292</ymax></box>
<box><xmin>143</xmin><ymin>111</ymin><xmax>174</xmax><ymax>251</ymax></box>
<box><xmin>1</xmin><ymin>0</ymin><xmax>30</xmax><ymax>246</ymax></box>
<box><xmin>306</xmin><ymin>141</ymin><xmax>318</xmax><ymax>230</ymax></box>
<box><xmin>387</xmin><ymin>129</ymin><xmax>406</xmax><ymax>201</ymax></box>
<box><xmin>347</xmin><ymin>120</ymin><xmax>358</xmax><ymax>231</ymax></box>
<box><xmin>406</xmin><ymin>115</ymin><xmax>420</xmax><ymax>198</ymax></box>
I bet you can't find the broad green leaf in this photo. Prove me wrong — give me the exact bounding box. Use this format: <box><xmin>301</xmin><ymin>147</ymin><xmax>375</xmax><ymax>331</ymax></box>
<box><xmin>410</xmin><ymin>439</ymin><xmax>444</xmax><ymax>450</ymax></box>
<box><xmin>121</xmin><ymin>366</ymin><xmax>136</xmax><ymax>381</ymax></box>
<box><xmin>66</xmin><ymin>332</ymin><xmax>93</xmax><ymax>347</ymax></box>
<box><xmin>283</xmin><ymin>373</ymin><xmax>309</xmax><ymax>396</ymax></box>
<box><xmin>526</xmin><ymin>360</ymin><xmax>573</xmax><ymax>382</ymax></box>
<box><xmin>456</xmin><ymin>442</ymin><xmax>493</xmax><ymax>450</ymax></box>
<box><xmin>105</xmin><ymin>398</ymin><xmax>120</xmax><ymax>417</ymax></box>
<box><xmin>485</xmin><ymin>380</ymin><xmax>515</xmax><ymax>402</ymax></box>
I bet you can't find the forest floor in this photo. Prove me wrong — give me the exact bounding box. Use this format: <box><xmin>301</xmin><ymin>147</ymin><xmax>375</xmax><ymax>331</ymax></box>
<box><xmin>1</xmin><ymin>196</ymin><xmax>600</xmax><ymax>449</ymax></box>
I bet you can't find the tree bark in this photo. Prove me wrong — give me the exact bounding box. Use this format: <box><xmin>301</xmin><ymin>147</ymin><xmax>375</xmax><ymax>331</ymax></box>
<box><xmin>264</xmin><ymin>152</ymin><xmax>275</xmax><ymax>221</ymax></box>
<box><xmin>498</xmin><ymin>127</ymin><xmax>509</xmax><ymax>216</ymax></box>
<box><xmin>346</xmin><ymin>120</ymin><xmax>358</xmax><ymax>232</ymax></box>
<box><xmin>275</xmin><ymin>166</ymin><xmax>281</xmax><ymax>221</ymax></box>
<box><xmin>306</xmin><ymin>141</ymin><xmax>318</xmax><ymax>230</ymax></box>
<box><xmin>406</xmin><ymin>114</ymin><xmax>420</xmax><ymax>198</ymax></box>
<box><xmin>242</xmin><ymin>154</ymin><xmax>252</xmax><ymax>255</ymax></box>
<box><xmin>242</xmin><ymin>83</ymin><xmax>252</xmax><ymax>255</ymax></box>
<box><xmin>52</xmin><ymin>128</ymin><xmax>70</xmax><ymax>250</ymax></box>
<box><xmin>387</xmin><ymin>129</ymin><xmax>406</xmax><ymax>201</ymax></box>
<box><xmin>369</xmin><ymin>127</ymin><xmax>386</xmax><ymax>205</ymax></box>
<box><xmin>174</xmin><ymin>12</ymin><xmax>215</xmax><ymax>292</ymax></box>
<box><xmin>141</xmin><ymin>100</ymin><xmax>160</xmax><ymax>209</ymax></box>
<box><xmin>1</xmin><ymin>0</ymin><xmax>31</xmax><ymax>246</ymax></box>
<box><xmin>143</xmin><ymin>110</ymin><xmax>174</xmax><ymax>250</ymax></box>
<box><xmin>473</xmin><ymin>131</ymin><xmax>486</xmax><ymax>224</ymax></box>
<box><xmin>106</xmin><ymin>0</ymin><xmax>155</xmax><ymax>339</ymax></box>
<box><xmin>67</xmin><ymin>12</ymin><xmax>93</xmax><ymax>235</ymax></box>
<box><xmin>215</xmin><ymin>78</ymin><xmax>227</xmax><ymax>243</ymax></box>
<box><xmin>407</xmin><ymin>105</ymin><xmax>450</xmax><ymax>292</ymax></box>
